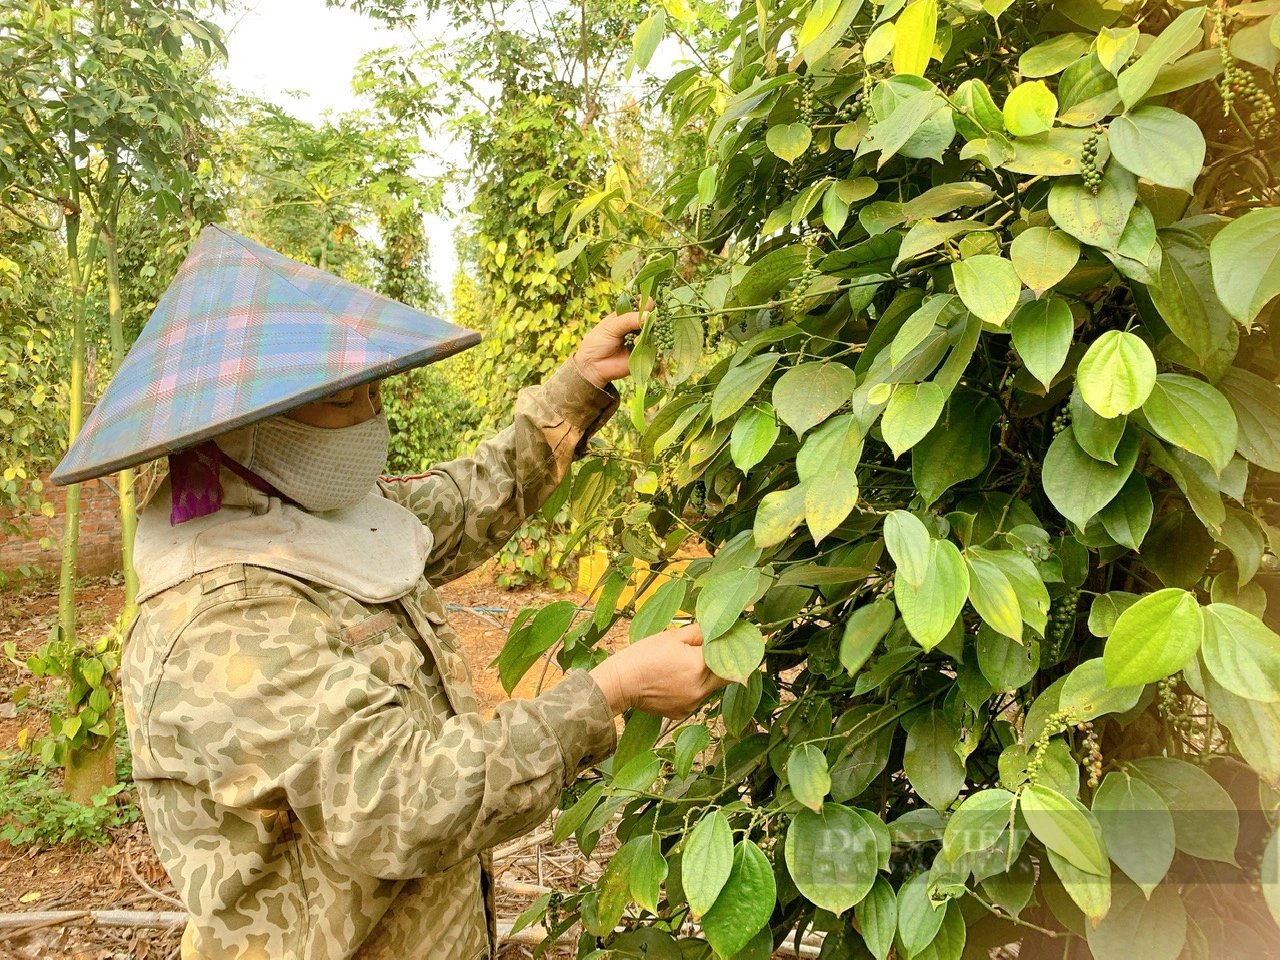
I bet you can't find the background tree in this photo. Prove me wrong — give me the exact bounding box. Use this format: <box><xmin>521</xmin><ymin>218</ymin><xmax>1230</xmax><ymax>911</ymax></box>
<box><xmin>0</xmin><ymin>0</ymin><xmax>225</xmax><ymax>801</ymax></box>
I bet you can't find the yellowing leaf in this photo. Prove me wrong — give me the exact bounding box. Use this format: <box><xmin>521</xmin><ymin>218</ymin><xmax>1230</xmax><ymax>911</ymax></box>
<box><xmin>892</xmin><ymin>0</ymin><xmax>937</xmax><ymax>77</ymax></box>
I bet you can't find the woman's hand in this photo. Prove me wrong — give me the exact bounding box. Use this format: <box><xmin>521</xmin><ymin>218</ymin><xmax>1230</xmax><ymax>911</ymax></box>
<box><xmin>572</xmin><ymin>299</ymin><xmax>653</xmax><ymax>389</ymax></box>
<box><xmin>589</xmin><ymin>623</ymin><xmax>728</xmax><ymax>720</ymax></box>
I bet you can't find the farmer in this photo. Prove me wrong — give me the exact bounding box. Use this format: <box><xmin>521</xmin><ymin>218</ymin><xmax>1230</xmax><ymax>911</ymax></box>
<box><xmin>51</xmin><ymin>225</ymin><xmax>724</xmax><ymax>959</ymax></box>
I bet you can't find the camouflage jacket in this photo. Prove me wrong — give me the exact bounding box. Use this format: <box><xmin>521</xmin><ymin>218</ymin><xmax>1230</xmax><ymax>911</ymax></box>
<box><xmin>122</xmin><ymin>361</ymin><xmax>620</xmax><ymax>960</ymax></box>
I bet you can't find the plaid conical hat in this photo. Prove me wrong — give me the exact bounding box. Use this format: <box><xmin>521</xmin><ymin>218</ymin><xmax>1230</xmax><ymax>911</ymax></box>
<box><xmin>52</xmin><ymin>224</ymin><xmax>480</xmax><ymax>485</ymax></box>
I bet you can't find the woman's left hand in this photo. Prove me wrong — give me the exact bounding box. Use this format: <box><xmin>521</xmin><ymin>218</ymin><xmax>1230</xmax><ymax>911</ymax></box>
<box><xmin>573</xmin><ymin>300</ymin><xmax>653</xmax><ymax>389</ymax></box>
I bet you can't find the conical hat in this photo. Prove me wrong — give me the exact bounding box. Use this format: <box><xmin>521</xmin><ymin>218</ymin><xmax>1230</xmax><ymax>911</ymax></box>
<box><xmin>52</xmin><ymin>224</ymin><xmax>480</xmax><ymax>485</ymax></box>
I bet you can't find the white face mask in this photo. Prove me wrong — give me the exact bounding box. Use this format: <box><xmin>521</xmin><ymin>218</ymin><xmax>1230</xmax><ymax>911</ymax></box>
<box><xmin>245</xmin><ymin>413</ymin><xmax>390</xmax><ymax>513</ymax></box>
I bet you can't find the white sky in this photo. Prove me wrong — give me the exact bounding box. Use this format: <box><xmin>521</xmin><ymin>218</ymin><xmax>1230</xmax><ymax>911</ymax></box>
<box><xmin>213</xmin><ymin>0</ymin><xmax>464</xmax><ymax>302</ymax></box>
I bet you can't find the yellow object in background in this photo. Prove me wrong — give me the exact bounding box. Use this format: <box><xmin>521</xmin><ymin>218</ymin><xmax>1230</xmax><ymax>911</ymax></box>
<box><xmin>577</xmin><ymin>548</ymin><xmax>693</xmax><ymax>613</ymax></box>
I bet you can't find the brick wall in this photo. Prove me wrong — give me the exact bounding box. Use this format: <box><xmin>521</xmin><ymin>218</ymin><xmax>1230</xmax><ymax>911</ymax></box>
<box><xmin>0</xmin><ymin>474</ymin><xmax>125</xmax><ymax>578</ymax></box>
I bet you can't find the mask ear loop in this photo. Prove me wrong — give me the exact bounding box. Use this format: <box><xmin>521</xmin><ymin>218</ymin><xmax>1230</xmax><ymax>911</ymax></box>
<box><xmin>168</xmin><ymin>439</ymin><xmax>291</xmax><ymax>526</ymax></box>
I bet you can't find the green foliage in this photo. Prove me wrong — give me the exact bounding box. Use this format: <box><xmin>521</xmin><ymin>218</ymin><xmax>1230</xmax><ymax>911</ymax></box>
<box><xmin>0</xmin><ymin>749</ymin><xmax>137</xmax><ymax>847</ymax></box>
<box><xmin>6</xmin><ymin>615</ymin><xmax>124</xmax><ymax>760</ymax></box>
<box><xmin>502</xmin><ymin>0</ymin><xmax>1280</xmax><ymax>954</ymax></box>
<box><xmin>0</xmin><ymin>217</ymin><xmax>64</xmax><ymax>551</ymax></box>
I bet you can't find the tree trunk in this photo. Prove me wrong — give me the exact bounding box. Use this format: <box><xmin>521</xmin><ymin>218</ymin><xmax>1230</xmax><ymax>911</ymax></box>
<box><xmin>64</xmin><ymin>731</ymin><xmax>116</xmax><ymax>805</ymax></box>
<box><xmin>56</xmin><ymin>212</ymin><xmax>87</xmax><ymax>649</ymax></box>
<box><xmin>101</xmin><ymin>222</ymin><xmax>138</xmax><ymax>621</ymax></box>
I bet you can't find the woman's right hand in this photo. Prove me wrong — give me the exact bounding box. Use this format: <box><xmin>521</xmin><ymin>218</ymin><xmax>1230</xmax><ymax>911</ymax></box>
<box><xmin>589</xmin><ymin>624</ymin><xmax>728</xmax><ymax>719</ymax></box>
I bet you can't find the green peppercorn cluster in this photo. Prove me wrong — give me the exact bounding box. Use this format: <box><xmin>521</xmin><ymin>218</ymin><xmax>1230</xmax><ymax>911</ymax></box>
<box><xmin>794</xmin><ymin>230</ymin><xmax>823</xmax><ymax>297</ymax></box>
<box><xmin>1051</xmin><ymin>405</ymin><xmax>1071</xmax><ymax>436</ymax></box>
<box><xmin>1077</xmin><ymin>720</ymin><xmax>1103</xmax><ymax>789</ymax></box>
<box><xmin>1215</xmin><ymin>7</ymin><xmax>1277</xmax><ymax>134</ymax></box>
<box><xmin>1045</xmin><ymin>586</ymin><xmax>1079</xmax><ymax>662</ymax></box>
<box><xmin>1026</xmin><ymin>708</ymin><xmax>1078</xmax><ymax>782</ymax></box>
<box><xmin>1080</xmin><ymin>131</ymin><xmax>1102</xmax><ymax>195</ymax></box>
<box><xmin>652</xmin><ymin>280</ymin><xmax>675</xmax><ymax>351</ymax></box>
<box><xmin>689</xmin><ymin>479</ymin><xmax>707</xmax><ymax>514</ymax></box>
<box><xmin>799</xmin><ymin>75</ymin><xmax>815</xmax><ymax>127</ymax></box>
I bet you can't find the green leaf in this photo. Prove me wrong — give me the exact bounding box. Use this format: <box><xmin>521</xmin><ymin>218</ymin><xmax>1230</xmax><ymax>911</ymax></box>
<box><xmin>1148</xmin><ymin>250</ymin><xmax>1216</xmax><ymax>363</ymax></box>
<box><xmin>631</xmin><ymin>578</ymin><xmax>688</xmax><ymax>643</ymax></box>
<box><xmin>1098</xmin><ymin>471</ymin><xmax>1152</xmax><ymax>551</ymax></box>
<box><xmin>683</xmin><ymin>810</ymin><xmax>735</xmax><ymax>917</ymax></box>
<box><xmin>967</xmin><ymin>555</ymin><xmax>1023</xmax><ymax>641</ymax></box>
<box><xmin>729</xmin><ymin>247</ymin><xmax>808</xmax><ymax>309</ymax></box>
<box><xmin>904</xmin><ymin>707</ymin><xmax>966</xmax><ymax>809</ymax></box>
<box><xmin>713</xmin><ymin>354</ymin><xmax>780</xmax><ymax>422</ymax></box>
<box><xmin>497</xmin><ymin>601</ymin><xmax>577</xmax><ymax>693</ymax></box>
<box><xmin>1130</xmin><ymin>756</ymin><xmax>1238</xmax><ymax>864</ymax></box>
<box><xmin>892</xmin><ymin>0</ymin><xmax>937</xmax><ymax>77</ymax></box>
<box><xmin>696</xmin><ymin>569</ymin><xmax>768</xmax><ymax>642</ymax></box>
<box><xmin>799</xmin><ymin>414</ymin><xmax>864</xmax><ymax>543</ymax></box>
<box><xmin>953</xmin><ymin>254</ymin><xmax>1021</xmax><ymax>326</ymax></box>
<box><xmin>613</xmin><ymin>711</ymin><xmax>663</xmax><ymax>778</ymax></box>
<box><xmin>1087</xmin><ymin>592</ymin><xmax>1140</xmax><ymax>638</ymax></box>
<box><xmin>1070</xmin><ymin>390</ymin><xmax>1127</xmax><ymax>463</ymax></box>
<box><xmin>590</xmin><ymin>837</ymin><xmax>641</xmax><ymax>934</ymax></box>
<box><xmin>629</xmin><ymin>834</ymin><xmax>669</xmax><ymax>914</ymax></box>
<box><xmin>1219</xmin><ymin>367</ymin><xmax>1280</xmax><ymax>472</ymax></box>
<box><xmin>1117</xmin><ymin>7</ymin><xmax>1207</xmax><ymax>109</ymax></box>
<box><xmin>631</xmin><ymin>9</ymin><xmax>666</xmax><ymax>71</ymax></box>
<box><xmin>882</xmin><ymin>382</ymin><xmax>947</xmax><ymax>457</ymax></box>
<box><xmin>1097</xmin><ymin>25</ymin><xmax>1140</xmax><ymax>75</ymax></box>
<box><xmin>701</xmin><ymin>840</ymin><xmax>777</xmax><ymax>958</ymax></box>
<box><xmin>1141</xmin><ymin>374</ymin><xmax>1237</xmax><ymax>473</ymax></box>
<box><xmin>1060</xmin><ymin>658</ymin><xmax>1143</xmax><ymax>722</ymax></box>
<box><xmin>1086</xmin><ymin>882</ymin><xmax>1187</xmax><ymax>960</ymax></box>
<box><xmin>1200</xmin><ymin>603</ymin><xmax>1280</xmax><ymax>703</ymax></box>
<box><xmin>1003</xmin><ymin>80</ymin><xmax>1058</xmax><ymax>136</ymax></box>
<box><xmin>1202</xmin><ymin>664</ymin><xmax>1280</xmax><ymax>786</ymax></box>
<box><xmin>1010</xmin><ymin>228</ymin><xmax>1080</xmax><ymax>299</ymax></box>
<box><xmin>840</xmin><ymin>599</ymin><xmax>896</xmax><ymax>676</ymax></box>
<box><xmin>901</xmin><ymin>182</ymin><xmax>995</xmax><ymax>221</ymax></box>
<box><xmin>894</xmin><ymin>220</ymin><xmax>986</xmax><ymax>268</ymax></box>
<box><xmin>942</xmin><ymin>788</ymin><xmax>1017</xmax><ymax>862</ymax></box>
<box><xmin>1077</xmin><ymin>330</ymin><xmax>1157</xmax><ymax>418</ymax></box>
<box><xmin>913</xmin><ymin>902</ymin><xmax>965</xmax><ymax>960</ymax></box>
<box><xmin>884</xmin><ymin>510</ymin><xmax>932</xmax><ymax>587</ymax></box>
<box><xmin>1103</xmin><ymin>588</ymin><xmax>1203</xmax><ymax>687</ymax></box>
<box><xmin>802</xmin><ymin>0</ymin><xmax>869</xmax><ymax>65</ymax></box>
<box><xmin>754</xmin><ymin>486</ymin><xmax>806</xmax><ymax>549</ymax></box>
<box><xmin>854</xmin><ymin>876</ymin><xmax>897</xmax><ymax>960</ymax></box>
<box><xmin>912</xmin><ymin>392</ymin><xmax>999</xmax><ymax>507</ymax></box>
<box><xmin>1018</xmin><ymin>32</ymin><xmax>1092</xmax><ymax>78</ymax></box>
<box><xmin>704</xmin><ymin>619</ymin><xmax>766</xmax><ymax>684</ymax></box>
<box><xmin>674</xmin><ymin>724</ymin><xmax>710</xmax><ymax>780</ymax></box>
<box><xmin>774</xmin><ymin>362</ymin><xmax>856</xmax><ymax>437</ymax></box>
<box><xmin>784</xmin><ymin>803</ymin><xmax>878</xmax><ymax>915</ymax></box>
<box><xmin>1048</xmin><ymin>162</ymin><xmax>1137</xmax><ymax>250</ymax></box>
<box><xmin>977</xmin><ymin>624</ymin><xmax>1039</xmax><ymax>691</ymax></box>
<box><xmin>894</xmin><ymin>871</ymin><xmax>945</xmax><ymax>956</ymax></box>
<box><xmin>891</xmin><ymin>296</ymin><xmax>958</xmax><ymax>366</ymax></box>
<box><xmin>1109</xmin><ymin>106</ymin><xmax>1205</xmax><ymax>194</ymax></box>
<box><xmin>730</xmin><ymin>403</ymin><xmax>780</xmax><ymax>472</ymax></box>
<box><xmin>1010</xmin><ymin>296</ymin><xmax>1074</xmax><ymax>391</ymax></box>
<box><xmin>1209</xmin><ymin>207</ymin><xmax>1280</xmax><ymax>324</ymax></box>
<box><xmin>867</xmin><ymin>89</ymin><xmax>947</xmax><ymax>168</ymax></box>
<box><xmin>767</xmin><ymin>122</ymin><xmax>812</xmax><ymax>163</ymax></box>
<box><xmin>1092</xmin><ymin>772</ymin><xmax>1175</xmax><ymax>896</ymax></box>
<box><xmin>788</xmin><ymin>743</ymin><xmax>832</xmax><ymax>812</ymax></box>
<box><xmin>1042</xmin><ymin>425</ymin><xmax>1139</xmax><ymax>527</ymax></box>
<box><xmin>1020</xmin><ymin>784</ymin><xmax>1108</xmax><ymax>875</ymax></box>
<box><xmin>896</xmin><ymin>540</ymin><xmax>969</xmax><ymax>651</ymax></box>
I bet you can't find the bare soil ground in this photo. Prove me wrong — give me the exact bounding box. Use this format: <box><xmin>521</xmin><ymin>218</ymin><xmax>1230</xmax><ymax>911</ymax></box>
<box><xmin>0</xmin><ymin>568</ymin><xmax>625</xmax><ymax>959</ymax></box>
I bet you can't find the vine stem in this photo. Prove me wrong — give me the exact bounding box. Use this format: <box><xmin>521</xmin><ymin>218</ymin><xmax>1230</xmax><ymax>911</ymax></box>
<box><xmin>969</xmin><ymin>890</ymin><xmax>1064</xmax><ymax>939</ymax></box>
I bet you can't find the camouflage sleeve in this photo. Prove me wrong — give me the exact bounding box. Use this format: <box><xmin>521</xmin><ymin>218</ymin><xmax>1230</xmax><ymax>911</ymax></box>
<box><xmin>377</xmin><ymin>359</ymin><xmax>618</xmax><ymax>585</ymax></box>
<box><xmin>140</xmin><ymin>587</ymin><xmax>617</xmax><ymax>880</ymax></box>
